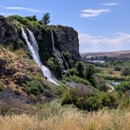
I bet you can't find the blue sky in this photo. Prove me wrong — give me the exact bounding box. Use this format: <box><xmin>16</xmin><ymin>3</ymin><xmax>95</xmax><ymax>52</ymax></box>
<box><xmin>0</xmin><ymin>0</ymin><xmax>130</xmax><ymax>53</ymax></box>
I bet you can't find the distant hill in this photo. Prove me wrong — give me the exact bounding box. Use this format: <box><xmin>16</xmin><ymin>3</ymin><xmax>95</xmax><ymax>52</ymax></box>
<box><xmin>81</xmin><ymin>50</ymin><xmax>130</xmax><ymax>59</ymax></box>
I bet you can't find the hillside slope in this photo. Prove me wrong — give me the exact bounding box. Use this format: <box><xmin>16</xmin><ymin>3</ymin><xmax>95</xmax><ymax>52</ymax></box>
<box><xmin>0</xmin><ymin>14</ymin><xmax>81</xmax><ymax>103</ymax></box>
<box><xmin>81</xmin><ymin>50</ymin><xmax>130</xmax><ymax>59</ymax></box>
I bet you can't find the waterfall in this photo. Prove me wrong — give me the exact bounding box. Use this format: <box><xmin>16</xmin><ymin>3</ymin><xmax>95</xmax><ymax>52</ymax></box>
<box><xmin>50</xmin><ymin>30</ymin><xmax>69</xmax><ymax>70</ymax></box>
<box><xmin>51</xmin><ymin>30</ymin><xmax>55</xmax><ymax>52</ymax></box>
<box><xmin>21</xmin><ymin>27</ymin><xmax>59</xmax><ymax>85</ymax></box>
<box><xmin>61</xmin><ymin>53</ymin><xmax>69</xmax><ymax>69</ymax></box>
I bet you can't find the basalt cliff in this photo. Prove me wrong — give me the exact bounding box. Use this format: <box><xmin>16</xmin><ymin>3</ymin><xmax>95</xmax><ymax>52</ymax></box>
<box><xmin>0</xmin><ymin>15</ymin><xmax>80</xmax><ymax>63</ymax></box>
<box><xmin>0</xmin><ymin>15</ymin><xmax>81</xmax><ymax>103</ymax></box>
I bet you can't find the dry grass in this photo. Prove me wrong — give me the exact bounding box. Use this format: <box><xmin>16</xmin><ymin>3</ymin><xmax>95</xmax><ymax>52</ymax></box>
<box><xmin>97</xmin><ymin>67</ymin><xmax>121</xmax><ymax>77</ymax></box>
<box><xmin>0</xmin><ymin>102</ymin><xmax>130</xmax><ymax>130</ymax></box>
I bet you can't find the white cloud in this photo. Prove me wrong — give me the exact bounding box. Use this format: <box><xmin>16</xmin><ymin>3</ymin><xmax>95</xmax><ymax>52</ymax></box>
<box><xmin>5</xmin><ymin>7</ymin><xmax>41</xmax><ymax>12</ymax></box>
<box><xmin>102</xmin><ymin>2</ymin><xmax>119</xmax><ymax>6</ymax></box>
<box><xmin>80</xmin><ymin>9</ymin><xmax>110</xmax><ymax>18</ymax></box>
<box><xmin>79</xmin><ymin>33</ymin><xmax>130</xmax><ymax>52</ymax></box>
<box><xmin>0</xmin><ymin>12</ymin><xmax>14</xmax><ymax>16</ymax></box>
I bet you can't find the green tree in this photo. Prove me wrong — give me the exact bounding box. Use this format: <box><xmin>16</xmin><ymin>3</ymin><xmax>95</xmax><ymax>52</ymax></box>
<box><xmin>74</xmin><ymin>61</ymin><xmax>84</xmax><ymax>78</ymax></box>
<box><xmin>42</xmin><ymin>13</ymin><xmax>50</xmax><ymax>25</ymax></box>
<box><xmin>121</xmin><ymin>66</ymin><xmax>130</xmax><ymax>76</ymax></box>
<box><xmin>97</xmin><ymin>78</ymin><xmax>107</xmax><ymax>91</ymax></box>
<box><xmin>99</xmin><ymin>92</ymin><xmax>117</xmax><ymax>108</ymax></box>
<box><xmin>83</xmin><ymin>64</ymin><xmax>96</xmax><ymax>87</ymax></box>
<box><xmin>65</xmin><ymin>68</ymin><xmax>76</xmax><ymax>77</ymax></box>
<box><xmin>84</xmin><ymin>64</ymin><xmax>95</xmax><ymax>79</ymax></box>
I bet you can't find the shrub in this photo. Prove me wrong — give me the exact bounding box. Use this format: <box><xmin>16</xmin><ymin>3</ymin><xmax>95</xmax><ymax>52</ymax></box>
<box><xmin>38</xmin><ymin>20</ymin><xmax>43</xmax><ymax>25</ymax></box>
<box><xmin>53</xmin><ymin>83</ymin><xmax>68</xmax><ymax>95</ymax></box>
<box><xmin>87</xmin><ymin>96</ymin><xmax>102</xmax><ymax>110</ymax></box>
<box><xmin>99</xmin><ymin>92</ymin><xmax>118</xmax><ymax>109</ymax></box>
<box><xmin>115</xmin><ymin>65</ymin><xmax>121</xmax><ymax>71</ymax></box>
<box><xmin>62</xmin><ymin>51</ymin><xmax>71</xmax><ymax>66</ymax></box>
<box><xmin>96</xmin><ymin>68</ymin><xmax>102</xmax><ymax>73</ymax></box>
<box><xmin>62</xmin><ymin>88</ymin><xmax>88</xmax><ymax>110</ymax></box>
<box><xmin>121</xmin><ymin>66</ymin><xmax>130</xmax><ymax>76</ymax></box>
<box><xmin>62</xmin><ymin>87</ymin><xmax>102</xmax><ymax>110</ymax></box>
<box><xmin>100</xmin><ymin>63</ymin><xmax>109</xmax><ymax>67</ymax></box>
<box><xmin>20</xmin><ymin>18</ymin><xmax>29</xmax><ymax>25</ymax></box>
<box><xmin>47</xmin><ymin>57</ymin><xmax>61</xmax><ymax>78</ymax></box>
<box><xmin>84</xmin><ymin>64</ymin><xmax>96</xmax><ymax>79</ymax></box>
<box><xmin>26</xmin><ymin>80</ymin><xmax>42</xmax><ymax>95</ymax></box>
<box><xmin>74</xmin><ymin>61</ymin><xmax>84</xmax><ymax>78</ymax></box>
<box><xmin>65</xmin><ymin>68</ymin><xmax>76</xmax><ymax>77</ymax></box>
<box><xmin>25</xmin><ymin>15</ymin><xmax>37</xmax><ymax>21</ymax></box>
<box><xmin>83</xmin><ymin>64</ymin><xmax>96</xmax><ymax>87</ymax></box>
<box><xmin>108</xmin><ymin>70</ymin><xmax>114</xmax><ymax>74</ymax></box>
<box><xmin>115</xmin><ymin>81</ymin><xmax>130</xmax><ymax>92</ymax></box>
<box><xmin>96</xmin><ymin>78</ymin><xmax>108</xmax><ymax>91</ymax></box>
<box><xmin>8</xmin><ymin>15</ymin><xmax>23</xmax><ymax>21</ymax></box>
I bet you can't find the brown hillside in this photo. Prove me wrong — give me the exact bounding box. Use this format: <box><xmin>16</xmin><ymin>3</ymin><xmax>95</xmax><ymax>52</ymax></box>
<box><xmin>0</xmin><ymin>46</ymin><xmax>41</xmax><ymax>94</ymax></box>
<box><xmin>81</xmin><ymin>50</ymin><xmax>130</xmax><ymax>59</ymax></box>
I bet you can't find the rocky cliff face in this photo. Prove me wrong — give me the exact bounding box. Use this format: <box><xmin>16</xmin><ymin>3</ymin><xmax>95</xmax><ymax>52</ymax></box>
<box><xmin>0</xmin><ymin>15</ymin><xmax>80</xmax><ymax>64</ymax></box>
<box><xmin>56</xmin><ymin>25</ymin><xmax>80</xmax><ymax>62</ymax></box>
<box><xmin>0</xmin><ymin>15</ymin><xmax>19</xmax><ymax>44</ymax></box>
<box><xmin>0</xmin><ymin>15</ymin><xmax>81</xmax><ymax>77</ymax></box>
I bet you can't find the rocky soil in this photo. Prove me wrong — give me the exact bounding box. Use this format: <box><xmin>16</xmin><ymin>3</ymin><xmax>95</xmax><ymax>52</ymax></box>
<box><xmin>0</xmin><ymin>87</ymin><xmax>31</xmax><ymax>104</ymax></box>
<box><xmin>0</xmin><ymin>46</ymin><xmax>43</xmax><ymax>103</ymax></box>
<box><xmin>0</xmin><ymin>46</ymin><xmax>40</xmax><ymax>90</ymax></box>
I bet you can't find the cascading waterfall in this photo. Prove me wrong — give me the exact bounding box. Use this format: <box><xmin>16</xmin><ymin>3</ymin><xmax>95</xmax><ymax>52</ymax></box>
<box><xmin>60</xmin><ymin>53</ymin><xmax>69</xmax><ymax>69</ymax></box>
<box><xmin>21</xmin><ymin>27</ymin><xmax>59</xmax><ymax>85</ymax></box>
<box><xmin>50</xmin><ymin>30</ymin><xmax>69</xmax><ymax>70</ymax></box>
<box><xmin>51</xmin><ymin>30</ymin><xmax>55</xmax><ymax>52</ymax></box>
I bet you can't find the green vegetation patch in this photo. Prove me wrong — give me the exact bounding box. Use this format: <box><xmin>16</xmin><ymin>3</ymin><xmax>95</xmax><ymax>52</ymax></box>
<box><xmin>26</xmin><ymin>80</ymin><xmax>42</xmax><ymax>95</ymax></box>
<box><xmin>65</xmin><ymin>75</ymin><xmax>91</xmax><ymax>86</ymax></box>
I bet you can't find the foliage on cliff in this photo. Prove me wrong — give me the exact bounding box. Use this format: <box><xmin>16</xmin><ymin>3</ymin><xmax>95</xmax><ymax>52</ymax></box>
<box><xmin>4</xmin><ymin>15</ymin><xmax>80</xmax><ymax>77</ymax></box>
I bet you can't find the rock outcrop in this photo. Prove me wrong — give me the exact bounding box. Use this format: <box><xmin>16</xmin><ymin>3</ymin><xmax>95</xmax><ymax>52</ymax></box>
<box><xmin>56</xmin><ymin>25</ymin><xmax>80</xmax><ymax>62</ymax></box>
<box><xmin>0</xmin><ymin>15</ymin><xmax>80</xmax><ymax>64</ymax></box>
<box><xmin>0</xmin><ymin>15</ymin><xmax>19</xmax><ymax>44</ymax></box>
<box><xmin>0</xmin><ymin>87</ymin><xmax>31</xmax><ymax>104</ymax></box>
<box><xmin>66</xmin><ymin>82</ymin><xmax>98</xmax><ymax>93</ymax></box>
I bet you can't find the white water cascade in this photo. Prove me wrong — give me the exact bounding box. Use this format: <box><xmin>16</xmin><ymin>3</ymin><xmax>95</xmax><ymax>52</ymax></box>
<box><xmin>21</xmin><ymin>27</ymin><xmax>59</xmax><ymax>85</ymax></box>
<box><xmin>51</xmin><ymin>30</ymin><xmax>69</xmax><ymax>70</ymax></box>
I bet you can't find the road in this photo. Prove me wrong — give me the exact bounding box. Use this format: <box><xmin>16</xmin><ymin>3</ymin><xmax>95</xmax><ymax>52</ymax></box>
<box><xmin>106</xmin><ymin>83</ymin><xmax>115</xmax><ymax>92</ymax></box>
